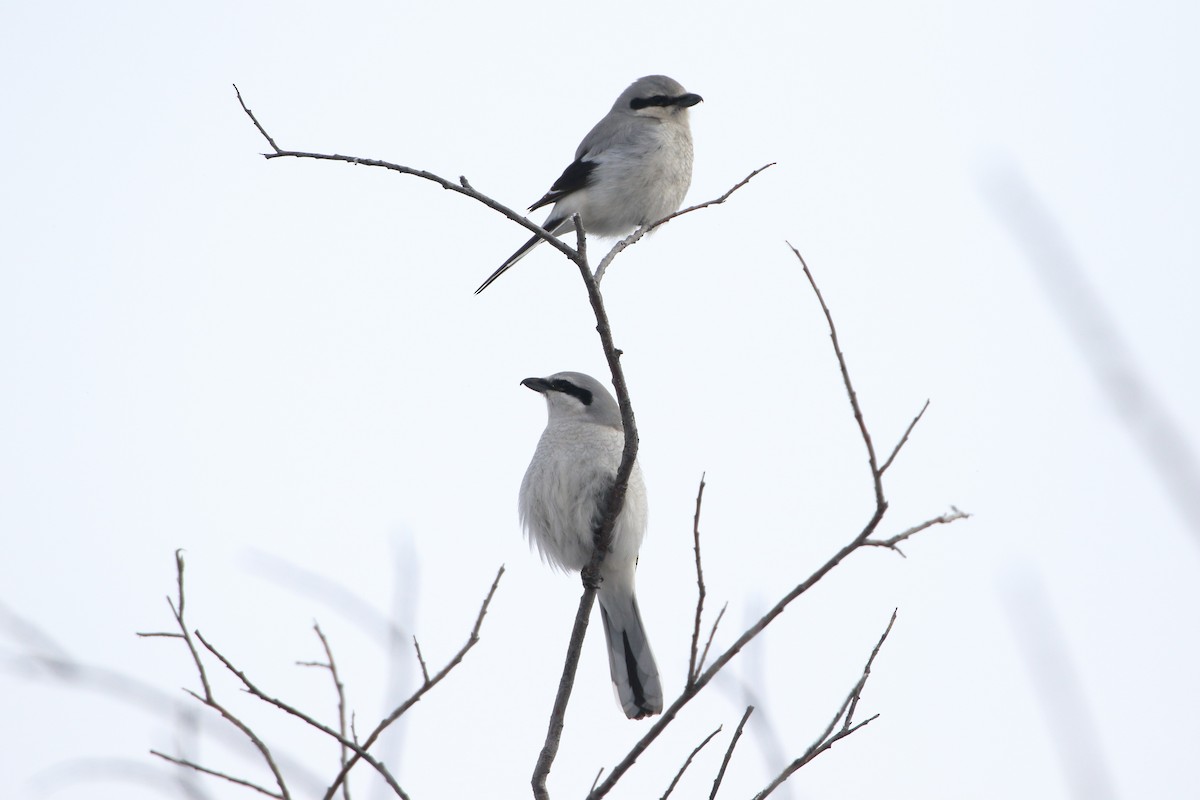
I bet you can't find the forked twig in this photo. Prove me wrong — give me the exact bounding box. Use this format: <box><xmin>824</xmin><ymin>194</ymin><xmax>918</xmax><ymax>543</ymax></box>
<box><xmin>297</xmin><ymin>624</ymin><xmax>352</xmax><ymax>800</ymax></box>
<box><xmin>753</xmin><ymin>610</ymin><xmax>897</xmax><ymax>799</ymax></box>
<box><xmin>584</xmin><ymin>251</ymin><xmax>966</xmax><ymax>799</ymax></box>
<box><xmin>593</xmin><ymin>164</ymin><xmax>775</xmax><ymax>282</ymax></box>
<box><xmin>323</xmin><ymin>567</ymin><xmax>504</xmax><ymax>800</ymax></box>
<box><xmin>139</xmin><ymin>551</ymin><xmax>292</xmax><ymax>800</ymax></box>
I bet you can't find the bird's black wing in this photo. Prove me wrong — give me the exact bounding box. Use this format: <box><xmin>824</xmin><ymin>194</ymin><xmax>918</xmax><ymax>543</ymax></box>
<box><xmin>528</xmin><ymin>158</ymin><xmax>597</xmax><ymax>212</ymax></box>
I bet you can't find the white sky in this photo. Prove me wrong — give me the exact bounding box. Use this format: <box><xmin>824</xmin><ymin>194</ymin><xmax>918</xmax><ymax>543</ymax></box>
<box><xmin>3</xmin><ymin>1</ymin><xmax>1198</xmax><ymax>798</ymax></box>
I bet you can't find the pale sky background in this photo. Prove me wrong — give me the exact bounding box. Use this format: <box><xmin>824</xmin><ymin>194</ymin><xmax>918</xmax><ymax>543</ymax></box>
<box><xmin>3</xmin><ymin>1</ymin><xmax>1199</xmax><ymax>798</ymax></box>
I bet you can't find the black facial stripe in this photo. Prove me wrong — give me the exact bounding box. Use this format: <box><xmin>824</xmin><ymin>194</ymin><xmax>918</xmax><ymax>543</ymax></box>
<box><xmin>629</xmin><ymin>94</ymin><xmax>673</xmax><ymax>110</ymax></box>
<box><xmin>551</xmin><ymin>379</ymin><xmax>593</xmax><ymax>406</ymax></box>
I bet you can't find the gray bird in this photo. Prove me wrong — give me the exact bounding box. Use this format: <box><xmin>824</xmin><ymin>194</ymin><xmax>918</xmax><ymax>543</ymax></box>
<box><xmin>518</xmin><ymin>372</ymin><xmax>663</xmax><ymax>719</ymax></box>
<box><xmin>476</xmin><ymin>75</ymin><xmax>702</xmax><ymax>294</ymax></box>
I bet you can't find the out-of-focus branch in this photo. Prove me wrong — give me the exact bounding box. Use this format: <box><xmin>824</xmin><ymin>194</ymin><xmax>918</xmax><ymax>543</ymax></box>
<box><xmin>986</xmin><ymin>168</ymin><xmax>1200</xmax><ymax>546</ymax></box>
<box><xmin>753</xmin><ymin>610</ymin><xmax>896</xmax><ymax>799</ymax></box>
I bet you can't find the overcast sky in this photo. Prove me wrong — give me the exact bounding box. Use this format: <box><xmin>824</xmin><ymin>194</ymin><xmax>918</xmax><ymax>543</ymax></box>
<box><xmin>3</xmin><ymin>1</ymin><xmax>1199</xmax><ymax>798</ymax></box>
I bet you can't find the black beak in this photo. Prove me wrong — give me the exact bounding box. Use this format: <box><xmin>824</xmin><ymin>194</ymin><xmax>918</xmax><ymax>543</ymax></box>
<box><xmin>521</xmin><ymin>377</ymin><xmax>552</xmax><ymax>393</ymax></box>
<box><xmin>675</xmin><ymin>93</ymin><xmax>703</xmax><ymax>108</ymax></box>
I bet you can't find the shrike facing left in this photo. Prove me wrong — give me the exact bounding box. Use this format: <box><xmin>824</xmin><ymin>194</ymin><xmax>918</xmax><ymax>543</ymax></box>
<box><xmin>518</xmin><ymin>371</ymin><xmax>663</xmax><ymax>719</ymax></box>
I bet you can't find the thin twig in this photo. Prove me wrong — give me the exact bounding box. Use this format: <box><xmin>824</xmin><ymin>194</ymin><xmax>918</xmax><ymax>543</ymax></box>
<box><xmin>589</xmin><ymin>768</ymin><xmax>604</xmax><ymax>794</ymax></box>
<box><xmin>687</xmin><ymin>474</ymin><xmax>709</xmax><ymax>686</ymax></box>
<box><xmin>412</xmin><ymin>636</ymin><xmax>431</xmax><ymax>685</ymax></box>
<box><xmin>232</xmin><ymin>85</ymin><xmax>578</xmax><ymax>267</ymax></box>
<box><xmin>709</xmin><ymin>706</ymin><xmax>754</xmax><ymax>800</ymax></box>
<box><xmin>594</xmin><ymin>164</ymin><xmax>775</xmax><ymax>282</ymax></box>
<box><xmin>195</xmin><ymin>632</ymin><xmax>410</xmax><ymax>800</ymax></box>
<box><xmin>149</xmin><ymin>551</ymin><xmax>292</xmax><ymax>800</ymax></box>
<box><xmin>322</xmin><ymin>566</ymin><xmax>504</xmax><ymax>800</ymax></box>
<box><xmin>789</xmin><ymin>243</ymin><xmax>883</xmax><ymax>504</ymax></box>
<box><xmin>303</xmin><ymin>624</ymin><xmax>352</xmax><ymax>800</ymax></box>
<box><xmin>660</xmin><ymin>726</ymin><xmax>722</xmax><ymax>800</ymax></box>
<box><xmin>753</xmin><ymin>610</ymin><xmax>897</xmax><ymax>799</ymax></box>
<box><xmin>864</xmin><ymin>507</ymin><xmax>970</xmax><ymax>557</ymax></box>
<box><xmin>879</xmin><ymin>400</ymin><xmax>930</xmax><ymax>475</ymax></box>
<box><xmin>698</xmin><ymin>603</ymin><xmax>727</xmax><ymax>681</ymax></box>
<box><xmin>150</xmin><ymin>751</ymin><xmax>282</xmax><ymax>799</ymax></box>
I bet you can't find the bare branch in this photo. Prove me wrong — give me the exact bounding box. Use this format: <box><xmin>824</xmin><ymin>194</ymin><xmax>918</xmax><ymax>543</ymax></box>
<box><xmin>709</xmin><ymin>706</ymin><xmax>754</xmax><ymax>799</ymax></box>
<box><xmin>150</xmin><ymin>750</ymin><xmax>282</xmax><ymax>799</ymax></box>
<box><xmin>687</xmin><ymin>473</ymin><xmax>709</xmax><ymax>686</ymax></box>
<box><xmin>586</xmin><ymin>252</ymin><xmax>967</xmax><ymax>799</ymax></box>
<box><xmin>309</xmin><ymin>624</ymin><xmax>352</xmax><ymax>800</ymax></box>
<box><xmin>660</xmin><ymin>725</ymin><xmax>722</xmax><ymax>800</ymax></box>
<box><xmin>232</xmin><ymin>85</ymin><xmax>579</xmax><ymax>267</ymax></box>
<box><xmin>789</xmin><ymin>243</ymin><xmax>883</xmax><ymax>506</ymax></box>
<box><xmin>532</xmin><ymin>222</ymin><xmax>640</xmax><ymax>800</ymax></box>
<box><xmin>879</xmin><ymin>400</ymin><xmax>930</xmax><ymax>475</ymax></box>
<box><xmin>150</xmin><ymin>551</ymin><xmax>292</xmax><ymax>800</ymax></box>
<box><xmin>864</xmin><ymin>507</ymin><xmax>970</xmax><ymax>557</ymax></box>
<box><xmin>594</xmin><ymin>164</ymin><xmax>775</xmax><ymax>282</ymax></box>
<box><xmin>323</xmin><ymin>566</ymin><xmax>504</xmax><ymax>800</ymax></box>
<box><xmin>195</xmin><ymin>631</ymin><xmax>410</xmax><ymax>800</ymax></box>
<box><xmin>753</xmin><ymin>610</ymin><xmax>897</xmax><ymax>799</ymax></box>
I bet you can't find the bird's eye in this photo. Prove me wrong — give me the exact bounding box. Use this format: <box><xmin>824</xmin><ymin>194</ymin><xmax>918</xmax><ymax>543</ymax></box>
<box><xmin>630</xmin><ymin>95</ymin><xmax>671</xmax><ymax>111</ymax></box>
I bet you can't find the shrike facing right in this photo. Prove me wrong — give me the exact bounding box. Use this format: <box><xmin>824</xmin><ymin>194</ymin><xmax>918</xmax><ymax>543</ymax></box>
<box><xmin>518</xmin><ymin>372</ymin><xmax>663</xmax><ymax>719</ymax></box>
<box><xmin>475</xmin><ymin>75</ymin><xmax>702</xmax><ymax>294</ymax></box>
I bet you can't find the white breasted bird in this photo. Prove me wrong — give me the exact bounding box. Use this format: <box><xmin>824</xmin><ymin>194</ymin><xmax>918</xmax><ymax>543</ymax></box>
<box><xmin>475</xmin><ymin>75</ymin><xmax>702</xmax><ymax>294</ymax></box>
<box><xmin>518</xmin><ymin>371</ymin><xmax>663</xmax><ymax>719</ymax></box>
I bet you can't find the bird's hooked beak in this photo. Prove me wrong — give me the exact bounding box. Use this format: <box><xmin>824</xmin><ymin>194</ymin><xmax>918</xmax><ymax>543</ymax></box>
<box><xmin>675</xmin><ymin>93</ymin><xmax>703</xmax><ymax>108</ymax></box>
<box><xmin>521</xmin><ymin>377</ymin><xmax>553</xmax><ymax>393</ymax></box>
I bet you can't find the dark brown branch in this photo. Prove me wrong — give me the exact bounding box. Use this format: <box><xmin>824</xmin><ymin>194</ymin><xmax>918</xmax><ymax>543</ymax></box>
<box><xmin>687</xmin><ymin>473</ymin><xmax>709</xmax><ymax>686</ymax></box>
<box><xmin>594</xmin><ymin>164</ymin><xmax>775</xmax><ymax>282</ymax></box>
<box><xmin>709</xmin><ymin>706</ymin><xmax>754</xmax><ymax>799</ymax></box>
<box><xmin>753</xmin><ymin>610</ymin><xmax>897</xmax><ymax>799</ymax></box>
<box><xmin>531</xmin><ymin>214</ymin><xmax>640</xmax><ymax>800</ymax></box>
<box><xmin>323</xmin><ymin>566</ymin><xmax>504</xmax><ymax>800</ymax></box>
<box><xmin>150</xmin><ymin>750</ymin><xmax>282</xmax><ymax>799</ymax></box>
<box><xmin>660</xmin><ymin>726</ymin><xmax>723</xmax><ymax>800</ymax></box>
